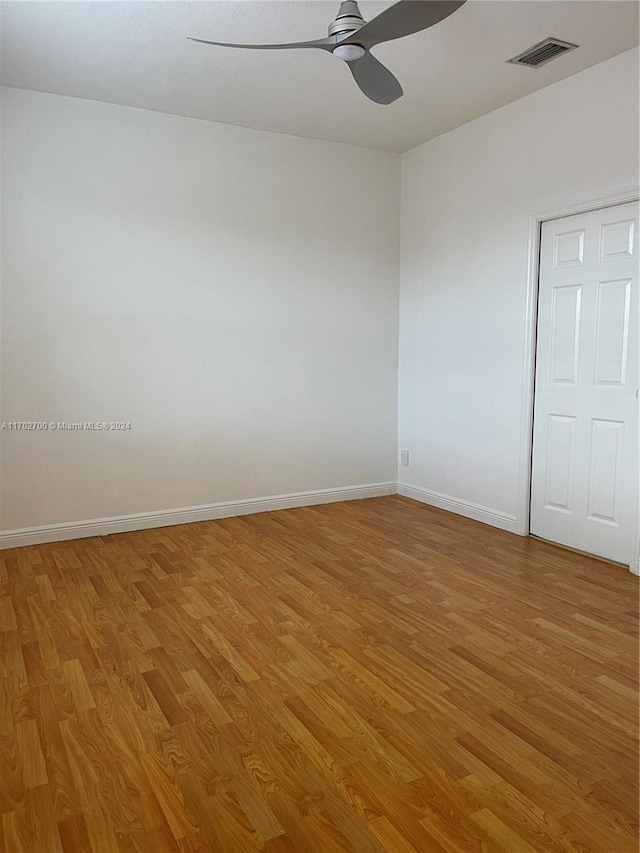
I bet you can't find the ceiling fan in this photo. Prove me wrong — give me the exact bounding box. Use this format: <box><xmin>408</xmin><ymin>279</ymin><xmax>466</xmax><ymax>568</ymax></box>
<box><xmin>188</xmin><ymin>1</ymin><xmax>466</xmax><ymax>105</ymax></box>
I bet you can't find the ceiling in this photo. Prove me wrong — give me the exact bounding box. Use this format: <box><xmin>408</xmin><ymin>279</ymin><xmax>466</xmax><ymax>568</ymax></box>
<box><xmin>1</xmin><ymin>1</ymin><xmax>638</xmax><ymax>152</ymax></box>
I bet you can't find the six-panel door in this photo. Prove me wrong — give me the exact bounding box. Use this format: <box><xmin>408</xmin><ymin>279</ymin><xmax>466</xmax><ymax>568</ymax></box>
<box><xmin>530</xmin><ymin>202</ymin><xmax>639</xmax><ymax>565</ymax></box>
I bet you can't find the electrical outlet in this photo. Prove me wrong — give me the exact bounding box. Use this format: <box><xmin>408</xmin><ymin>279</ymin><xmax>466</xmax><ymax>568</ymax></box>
<box><xmin>400</xmin><ymin>449</ymin><xmax>410</xmax><ymax>467</ymax></box>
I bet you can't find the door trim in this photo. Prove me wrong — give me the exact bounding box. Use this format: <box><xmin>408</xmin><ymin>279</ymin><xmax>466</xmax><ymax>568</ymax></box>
<box><xmin>516</xmin><ymin>186</ymin><xmax>640</xmax><ymax>574</ymax></box>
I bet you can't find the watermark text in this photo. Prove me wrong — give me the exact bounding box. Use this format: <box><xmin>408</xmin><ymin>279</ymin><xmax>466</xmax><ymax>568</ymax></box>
<box><xmin>1</xmin><ymin>421</ymin><xmax>132</xmax><ymax>431</ymax></box>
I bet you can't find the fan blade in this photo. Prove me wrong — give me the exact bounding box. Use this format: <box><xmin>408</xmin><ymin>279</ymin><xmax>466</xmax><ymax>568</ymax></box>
<box><xmin>188</xmin><ymin>36</ymin><xmax>336</xmax><ymax>52</ymax></box>
<box><xmin>341</xmin><ymin>0</ymin><xmax>466</xmax><ymax>49</ymax></box>
<box><xmin>347</xmin><ymin>53</ymin><xmax>403</xmax><ymax>104</ymax></box>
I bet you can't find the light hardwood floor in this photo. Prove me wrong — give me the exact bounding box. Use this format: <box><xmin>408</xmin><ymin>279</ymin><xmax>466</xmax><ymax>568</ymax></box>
<box><xmin>0</xmin><ymin>496</ymin><xmax>638</xmax><ymax>852</ymax></box>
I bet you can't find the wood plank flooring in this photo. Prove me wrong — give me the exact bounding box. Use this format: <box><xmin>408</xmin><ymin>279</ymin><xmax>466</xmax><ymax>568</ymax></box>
<box><xmin>0</xmin><ymin>495</ymin><xmax>638</xmax><ymax>852</ymax></box>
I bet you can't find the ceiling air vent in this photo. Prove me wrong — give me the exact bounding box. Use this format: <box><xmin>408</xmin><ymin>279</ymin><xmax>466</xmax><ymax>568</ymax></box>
<box><xmin>507</xmin><ymin>38</ymin><xmax>578</xmax><ymax>68</ymax></box>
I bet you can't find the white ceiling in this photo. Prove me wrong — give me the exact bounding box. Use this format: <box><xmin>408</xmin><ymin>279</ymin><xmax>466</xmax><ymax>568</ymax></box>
<box><xmin>1</xmin><ymin>1</ymin><xmax>638</xmax><ymax>152</ymax></box>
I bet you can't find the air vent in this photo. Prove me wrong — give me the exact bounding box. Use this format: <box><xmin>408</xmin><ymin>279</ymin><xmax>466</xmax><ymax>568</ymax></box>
<box><xmin>508</xmin><ymin>38</ymin><xmax>578</xmax><ymax>68</ymax></box>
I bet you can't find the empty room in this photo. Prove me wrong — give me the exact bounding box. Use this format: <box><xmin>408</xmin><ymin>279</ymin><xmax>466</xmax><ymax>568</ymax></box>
<box><xmin>1</xmin><ymin>0</ymin><xmax>639</xmax><ymax>851</ymax></box>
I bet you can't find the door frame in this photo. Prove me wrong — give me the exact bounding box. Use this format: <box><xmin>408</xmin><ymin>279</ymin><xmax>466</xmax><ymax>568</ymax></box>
<box><xmin>515</xmin><ymin>185</ymin><xmax>640</xmax><ymax>574</ymax></box>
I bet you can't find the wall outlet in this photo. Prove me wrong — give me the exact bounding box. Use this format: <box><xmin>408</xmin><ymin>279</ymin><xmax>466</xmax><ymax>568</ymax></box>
<box><xmin>400</xmin><ymin>449</ymin><xmax>410</xmax><ymax>467</ymax></box>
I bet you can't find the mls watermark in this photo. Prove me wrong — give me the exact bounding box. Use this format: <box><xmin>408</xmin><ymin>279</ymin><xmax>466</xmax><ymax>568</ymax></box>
<box><xmin>1</xmin><ymin>421</ymin><xmax>132</xmax><ymax>431</ymax></box>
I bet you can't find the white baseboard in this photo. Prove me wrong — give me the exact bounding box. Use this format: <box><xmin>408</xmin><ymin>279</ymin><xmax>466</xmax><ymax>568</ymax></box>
<box><xmin>398</xmin><ymin>482</ymin><xmax>518</xmax><ymax>534</ymax></box>
<box><xmin>0</xmin><ymin>482</ymin><xmax>397</xmax><ymax>550</ymax></box>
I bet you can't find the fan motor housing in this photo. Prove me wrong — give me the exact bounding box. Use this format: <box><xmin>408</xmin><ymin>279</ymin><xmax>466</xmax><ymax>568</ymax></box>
<box><xmin>328</xmin><ymin>0</ymin><xmax>365</xmax><ymax>37</ymax></box>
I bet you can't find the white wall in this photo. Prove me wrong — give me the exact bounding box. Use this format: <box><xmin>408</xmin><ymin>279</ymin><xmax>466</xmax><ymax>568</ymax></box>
<box><xmin>0</xmin><ymin>88</ymin><xmax>400</xmax><ymax>533</ymax></box>
<box><xmin>3</xmin><ymin>48</ymin><xmax>638</xmax><ymax>542</ymax></box>
<box><xmin>398</xmin><ymin>49</ymin><xmax>640</xmax><ymax>530</ymax></box>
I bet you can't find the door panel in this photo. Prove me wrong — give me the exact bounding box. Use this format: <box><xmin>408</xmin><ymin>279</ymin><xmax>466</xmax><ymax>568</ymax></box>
<box><xmin>586</xmin><ymin>418</ymin><xmax>623</xmax><ymax>524</ymax></box>
<box><xmin>600</xmin><ymin>219</ymin><xmax>635</xmax><ymax>261</ymax></box>
<box><xmin>530</xmin><ymin>201</ymin><xmax>639</xmax><ymax>565</ymax></box>
<box><xmin>549</xmin><ymin>284</ymin><xmax>581</xmax><ymax>383</ymax></box>
<box><xmin>594</xmin><ymin>279</ymin><xmax>631</xmax><ymax>386</ymax></box>
<box><xmin>554</xmin><ymin>229</ymin><xmax>585</xmax><ymax>267</ymax></box>
<box><xmin>544</xmin><ymin>415</ymin><xmax>576</xmax><ymax>512</ymax></box>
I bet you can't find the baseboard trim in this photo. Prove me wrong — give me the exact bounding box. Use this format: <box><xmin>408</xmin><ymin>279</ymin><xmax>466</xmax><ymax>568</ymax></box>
<box><xmin>398</xmin><ymin>482</ymin><xmax>518</xmax><ymax>534</ymax></box>
<box><xmin>0</xmin><ymin>482</ymin><xmax>398</xmax><ymax>550</ymax></box>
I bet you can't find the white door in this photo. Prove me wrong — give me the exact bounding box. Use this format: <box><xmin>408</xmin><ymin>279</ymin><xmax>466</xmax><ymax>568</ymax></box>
<box><xmin>530</xmin><ymin>201</ymin><xmax>639</xmax><ymax>565</ymax></box>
